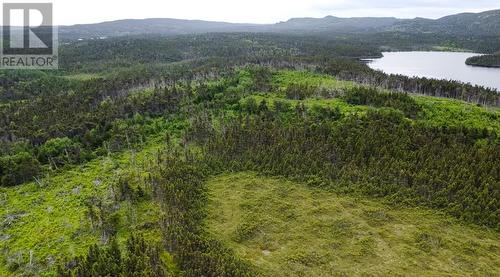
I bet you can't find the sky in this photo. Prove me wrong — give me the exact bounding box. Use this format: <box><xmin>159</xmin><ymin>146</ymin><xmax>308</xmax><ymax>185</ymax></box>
<box><xmin>2</xmin><ymin>0</ymin><xmax>500</xmax><ymax>25</ymax></box>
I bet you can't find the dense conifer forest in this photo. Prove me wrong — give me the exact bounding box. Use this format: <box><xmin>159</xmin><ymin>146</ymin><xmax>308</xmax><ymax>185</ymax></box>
<box><xmin>466</xmin><ymin>54</ymin><xmax>500</xmax><ymax>68</ymax></box>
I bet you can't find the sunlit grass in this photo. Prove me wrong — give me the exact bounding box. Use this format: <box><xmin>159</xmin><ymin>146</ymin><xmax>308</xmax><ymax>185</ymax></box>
<box><xmin>61</xmin><ymin>73</ymin><xmax>101</xmax><ymax>81</ymax></box>
<box><xmin>245</xmin><ymin>69</ymin><xmax>500</xmax><ymax>132</ymax></box>
<box><xmin>272</xmin><ymin>70</ymin><xmax>357</xmax><ymax>91</ymax></box>
<box><xmin>207</xmin><ymin>172</ymin><xmax>500</xmax><ymax>276</ymax></box>
<box><xmin>415</xmin><ymin>96</ymin><xmax>500</xmax><ymax>131</ymax></box>
<box><xmin>0</xmin><ymin>133</ymin><xmax>171</xmax><ymax>275</ymax></box>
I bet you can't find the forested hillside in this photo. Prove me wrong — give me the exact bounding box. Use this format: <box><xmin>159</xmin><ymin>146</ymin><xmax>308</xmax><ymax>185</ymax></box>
<box><xmin>60</xmin><ymin>9</ymin><xmax>500</xmax><ymax>40</ymax></box>
<box><xmin>388</xmin><ymin>9</ymin><xmax>500</xmax><ymax>36</ymax></box>
<box><xmin>0</xmin><ymin>22</ymin><xmax>499</xmax><ymax>276</ymax></box>
<box><xmin>466</xmin><ymin>54</ymin><xmax>500</xmax><ymax>68</ymax></box>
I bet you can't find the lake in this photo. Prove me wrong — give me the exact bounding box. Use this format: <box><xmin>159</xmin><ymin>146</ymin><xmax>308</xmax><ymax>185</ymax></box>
<box><xmin>366</xmin><ymin>51</ymin><xmax>500</xmax><ymax>91</ymax></box>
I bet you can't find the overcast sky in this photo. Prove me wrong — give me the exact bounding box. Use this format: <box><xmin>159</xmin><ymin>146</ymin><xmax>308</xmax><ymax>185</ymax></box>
<box><xmin>4</xmin><ymin>0</ymin><xmax>500</xmax><ymax>25</ymax></box>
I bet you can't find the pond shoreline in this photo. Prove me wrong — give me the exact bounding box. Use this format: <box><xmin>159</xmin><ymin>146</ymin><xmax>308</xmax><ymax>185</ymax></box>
<box><xmin>367</xmin><ymin>51</ymin><xmax>500</xmax><ymax>91</ymax></box>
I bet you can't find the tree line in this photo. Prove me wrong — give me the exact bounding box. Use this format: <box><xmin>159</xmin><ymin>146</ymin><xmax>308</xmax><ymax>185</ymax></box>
<box><xmin>188</xmin><ymin>105</ymin><xmax>499</xmax><ymax>230</ymax></box>
<box><xmin>466</xmin><ymin>54</ymin><xmax>500</xmax><ymax>68</ymax></box>
<box><xmin>319</xmin><ymin>58</ymin><xmax>500</xmax><ymax>106</ymax></box>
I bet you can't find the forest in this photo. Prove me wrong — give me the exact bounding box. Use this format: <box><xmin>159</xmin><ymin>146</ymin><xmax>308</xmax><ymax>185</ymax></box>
<box><xmin>466</xmin><ymin>54</ymin><xmax>500</xmax><ymax>68</ymax></box>
<box><xmin>0</xmin><ymin>26</ymin><xmax>499</xmax><ymax>276</ymax></box>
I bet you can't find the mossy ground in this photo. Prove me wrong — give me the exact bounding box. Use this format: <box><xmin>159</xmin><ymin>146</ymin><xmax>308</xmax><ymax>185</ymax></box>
<box><xmin>206</xmin><ymin>172</ymin><xmax>500</xmax><ymax>276</ymax></box>
<box><xmin>0</xmin><ymin>135</ymin><xmax>173</xmax><ymax>276</ymax></box>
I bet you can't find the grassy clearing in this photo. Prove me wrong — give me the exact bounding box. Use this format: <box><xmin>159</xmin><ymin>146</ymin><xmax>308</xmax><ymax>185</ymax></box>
<box><xmin>415</xmin><ymin>96</ymin><xmax>500</xmax><ymax>131</ymax></box>
<box><xmin>244</xmin><ymin>70</ymin><xmax>500</xmax><ymax>132</ymax></box>
<box><xmin>431</xmin><ymin>46</ymin><xmax>472</xmax><ymax>52</ymax></box>
<box><xmin>242</xmin><ymin>92</ymin><xmax>500</xmax><ymax>132</ymax></box>
<box><xmin>61</xmin><ymin>73</ymin><xmax>101</xmax><ymax>81</ymax></box>
<box><xmin>242</xmin><ymin>94</ymin><xmax>370</xmax><ymax>115</ymax></box>
<box><xmin>0</xmin><ymin>135</ymin><xmax>171</xmax><ymax>275</ymax></box>
<box><xmin>206</xmin><ymin>172</ymin><xmax>500</xmax><ymax>276</ymax></box>
<box><xmin>272</xmin><ymin>70</ymin><xmax>357</xmax><ymax>92</ymax></box>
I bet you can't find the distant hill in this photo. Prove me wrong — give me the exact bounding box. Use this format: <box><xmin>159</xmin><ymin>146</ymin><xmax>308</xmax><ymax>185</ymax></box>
<box><xmin>388</xmin><ymin>9</ymin><xmax>500</xmax><ymax>36</ymax></box>
<box><xmin>58</xmin><ymin>9</ymin><xmax>500</xmax><ymax>40</ymax></box>
<box><xmin>59</xmin><ymin>18</ymin><xmax>263</xmax><ymax>39</ymax></box>
<box><xmin>272</xmin><ymin>16</ymin><xmax>403</xmax><ymax>33</ymax></box>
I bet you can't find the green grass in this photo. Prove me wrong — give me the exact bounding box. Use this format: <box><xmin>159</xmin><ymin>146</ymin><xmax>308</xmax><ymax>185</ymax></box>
<box><xmin>272</xmin><ymin>70</ymin><xmax>357</xmax><ymax>91</ymax></box>
<box><xmin>431</xmin><ymin>46</ymin><xmax>472</xmax><ymax>52</ymax></box>
<box><xmin>61</xmin><ymin>73</ymin><xmax>101</xmax><ymax>81</ymax></box>
<box><xmin>0</xmin><ymin>135</ymin><xmax>171</xmax><ymax>275</ymax></box>
<box><xmin>243</xmin><ymin>70</ymin><xmax>500</xmax><ymax>132</ymax></box>
<box><xmin>242</xmin><ymin>92</ymin><xmax>500</xmax><ymax>132</ymax></box>
<box><xmin>415</xmin><ymin>96</ymin><xmax>500</xmax><ymax>131</ymax></box>
<box><xmin>206</xmin><ymin>172</ymin><xmax>500</xmax><ymax>276</ymax></box>
<box><xmin>242</xmin><ymin>94</ymin><xmax>370</xmax><ymax>116</ymax></box>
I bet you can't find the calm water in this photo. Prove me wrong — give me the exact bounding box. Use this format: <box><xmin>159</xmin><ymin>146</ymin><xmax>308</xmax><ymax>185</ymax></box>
<box><xmin>366</xmin><ymin>51</ymin><xmax>500</xmax><ymax>91</ymax></box>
